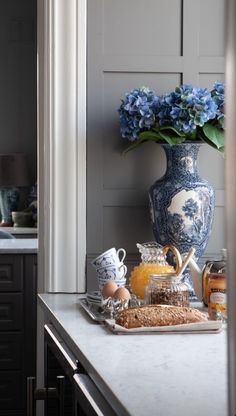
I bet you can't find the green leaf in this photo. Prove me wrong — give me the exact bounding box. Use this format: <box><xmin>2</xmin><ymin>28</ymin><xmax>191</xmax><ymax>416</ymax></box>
<box><xmin>139</xmin><ymin>131</ymin><xmax>162</xmax><ymax>141</ymax></box>
<box><xmin>122</xmin><ymin>131</ymin><xmax>162</xmax><ymax>154</ymax></box>
<box><xmin>159</xmin><ymin>126</ymin><xmax>186</xmax><ymax>137</ymax></box>
<box><xmin>218</xmin><ymin>146</ymin><xmax>225</xmax><ymax>155</ymax></box>
<box><xmin>158</xmin><ymin>131</ymin><xmax>186</xmax><ymax>145</ymax></box>
<box><xmin>202</xmin><ymin>123</ymin><xmax>224</xmax><ymax>149</ymax></box>
<box><xmin>200</xmin><ymin>135</ymin><xmax>225</xmax><ymax>155</ymax></box>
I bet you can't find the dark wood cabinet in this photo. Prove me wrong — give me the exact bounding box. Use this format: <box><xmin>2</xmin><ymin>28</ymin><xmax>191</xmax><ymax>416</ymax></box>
<box><xmin>0</xmin><ymin>253</ymin><xmax>37</xmax><ymax>416</ymax></box>
<box><xmin>44</xmin><ymin>324</ymin><xmax>116</xmax><ymax>416</ymax></box>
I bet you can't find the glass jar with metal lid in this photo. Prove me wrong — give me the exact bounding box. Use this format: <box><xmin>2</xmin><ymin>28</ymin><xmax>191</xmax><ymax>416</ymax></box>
<box><xmin>202</xmin><ymin>248</ymin><xmax>227</xmax><ymax>306</ymax></box>
<box><xmin>145</xmin><ymin>274</ymin><xmax>190</xmax><ymax>307</ymax></box>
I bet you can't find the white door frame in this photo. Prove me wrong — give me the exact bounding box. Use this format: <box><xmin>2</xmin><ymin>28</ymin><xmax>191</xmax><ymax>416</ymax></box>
<box><xmin>226</xmin><ymin>0</ymin><xmax>236</xmax><ymax>414</ymax></box>
<box><xmin>37</xmin><ymin>0</ymin><xmax>87</xmax><ymax>294</ymax></box>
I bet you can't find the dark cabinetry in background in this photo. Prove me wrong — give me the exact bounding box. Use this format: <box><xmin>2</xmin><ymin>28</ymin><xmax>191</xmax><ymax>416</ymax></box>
<box><xmin>0</xmin><ymin>254</ymin><xmax>37</xmax><ymax>416</ymax></box>
<box><xmin>12</xmin><ymin>232</ymin><xmax>38</xmax><ymax>239</ymax></box>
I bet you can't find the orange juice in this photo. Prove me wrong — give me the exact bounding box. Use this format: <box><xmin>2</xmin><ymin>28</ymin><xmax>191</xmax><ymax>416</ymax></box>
<box><xmin>130</xmin><ymin>262</ymin><xmax>175</xmax><ymax>299</ymax></box>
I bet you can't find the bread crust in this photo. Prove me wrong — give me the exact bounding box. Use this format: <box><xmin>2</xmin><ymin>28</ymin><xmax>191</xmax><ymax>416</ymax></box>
<box><xmin>115</xmin><ymin>304</ymin><xmax>208</xmax><ymax>329</ymax></box>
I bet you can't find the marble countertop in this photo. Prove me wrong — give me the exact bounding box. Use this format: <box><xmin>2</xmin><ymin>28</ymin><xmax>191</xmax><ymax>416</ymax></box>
<box><xmin>0</xmin><ymin>238</ymin><xmax>38</xmax><ymax>253</ymax></box>
<box><xmin>1</xmin><ymin>227</ymin><xmax>37</xmax><ymax>234</ymax></box>
<box><xmin>38</xmin><ymin>293</ymin><xmax>228</xmax><ymax>416</ymax></box>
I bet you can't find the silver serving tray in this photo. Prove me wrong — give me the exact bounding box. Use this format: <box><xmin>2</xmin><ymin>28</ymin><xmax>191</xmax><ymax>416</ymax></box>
<box><xmin>78</xmin><ymin>298</ymin><xmax>109</xmax><ymax>322</ymax></box>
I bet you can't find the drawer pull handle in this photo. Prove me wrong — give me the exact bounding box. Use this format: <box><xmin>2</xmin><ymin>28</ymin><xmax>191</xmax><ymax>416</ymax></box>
<box><xmin>27</xmin><ymin>375</ymin><xmax>65</xmax><ymax>416</ymax></box>
<box><xmin>73</xmin><ymin>373</ymin><xmax>116</xmax><ymax>416</ymax></box>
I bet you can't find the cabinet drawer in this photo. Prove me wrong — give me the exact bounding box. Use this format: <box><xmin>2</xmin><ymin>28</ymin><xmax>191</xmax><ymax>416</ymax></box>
<box><xmin>0</xmin><ymin>371</ymin><xmax>23</xmax><ymax>409</ymax></box>
<box><xmin>0</xmin><ymin>255</ymin><xmax>23</xmax><ymax>291</ymax></box>
<box><xmin>0</xmin><ymin>294</ymin><xmax>23</xmax><ymax>330</ymax></box>
<box><xmin>0</xmin><ymin>333</ymin><xmax>23</xmax><ymax>369</ymax></box>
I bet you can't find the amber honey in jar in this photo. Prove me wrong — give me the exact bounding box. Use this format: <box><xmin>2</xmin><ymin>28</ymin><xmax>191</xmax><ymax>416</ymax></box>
<box><xmin>208</xmin><ymin>272</ymin><xmax>227</xmax><ymax>320</ymax></box>
<box><xmin>202</xmin><ymin>248</ymin><xmax>227</xmax><ymax>306</ymax></box>
<box><xmin>202</xmin><ymin>260</ymin><xmax>215</xmax><ymax>306</ymax></box>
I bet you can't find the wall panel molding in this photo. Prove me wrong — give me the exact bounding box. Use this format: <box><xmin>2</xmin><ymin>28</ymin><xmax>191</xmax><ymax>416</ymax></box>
<box><xmin>87</xmin><ymin>0</ymin><xmax>225</xmax><ymax>290</ymax></box>
<box><xmin>199</xmin><ymin>57</ymin><xmax>225</xmax><ymax>73</ymax></box>
<box><xmin>103</xmin><ymin>56</ymin><xmax>184</xmax><ymax>73</ymax></box>
<box><xmin>102</xmin><ymin>189</ymin><xmax>225</xmax><ymax>207</ymax></box>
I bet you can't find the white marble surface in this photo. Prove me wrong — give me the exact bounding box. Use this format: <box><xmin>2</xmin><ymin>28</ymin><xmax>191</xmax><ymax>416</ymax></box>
<box><xmin>1</xmin><ymin>226</ymin><xmax>37</xmax><ymax>235</ymax></box>
<box><xmin>0</xmin><ymin>238</ymin><xmax>38</xmax><ymax>253</ymax></box>
<box><xmin>39</xmin><ymin>293</ymin><xmax>228</xmax><ymax>416</ymax></box>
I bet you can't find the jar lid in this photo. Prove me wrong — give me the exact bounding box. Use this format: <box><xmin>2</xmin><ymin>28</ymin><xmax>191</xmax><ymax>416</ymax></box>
<box><xmin>149</xmin><ymin>274</ymin><xmax>181</xmax><ymax>282</ymax></box>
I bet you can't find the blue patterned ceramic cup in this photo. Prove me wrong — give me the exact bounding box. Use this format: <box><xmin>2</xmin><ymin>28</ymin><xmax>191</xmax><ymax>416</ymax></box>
<box><xmin>91</xmin><ymin>247</ymin><xmax>126</xmax><ymax>269</ymax></box>
<box><xmin>97</xmin><ymin>263</ymin><xmax>127</xmax><ymax>280</ymax></box>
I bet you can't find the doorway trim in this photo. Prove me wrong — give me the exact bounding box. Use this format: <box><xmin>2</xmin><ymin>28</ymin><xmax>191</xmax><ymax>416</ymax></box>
<box><xmin>226</xmin><ymin>0</ymin><xmax>236</xmax><ymax>413</ymax></box>
<box><xmin>37</xmin><ymin>0</ymin><xmax>87</xmax><ymax>293</ymax></box>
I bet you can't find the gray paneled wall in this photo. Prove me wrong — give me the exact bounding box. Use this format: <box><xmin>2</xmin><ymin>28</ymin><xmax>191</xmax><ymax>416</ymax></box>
<box><xmin>87</xmin><ymin>0</ymin><xmax>225</xmax><ymax>291</ymax></box>
<box><xmin>0</xmin><ymin>0</ymin><xmax>37</xmax><ymax>183</ymax></box>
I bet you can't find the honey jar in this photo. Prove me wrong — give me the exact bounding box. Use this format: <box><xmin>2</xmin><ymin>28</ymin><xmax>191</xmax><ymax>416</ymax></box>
<box><xmin>208</xmin><ymin>272</ymin><xmax>227</xmax><ymax>320</ymax></box>
<box><xmin>202</xmin><ymin>248</ymin><xmax>227</xmax><ymax>306</ymax></box>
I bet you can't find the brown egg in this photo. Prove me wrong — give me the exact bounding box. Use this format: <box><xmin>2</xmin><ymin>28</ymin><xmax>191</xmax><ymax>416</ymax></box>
<box><xmin>101</xmin><ymin>280</ymin><xmax>118</xmax><ymax>298</ymax></box>
<box><xmin>113</xmin><ymin>287</ymin><xmax>131</xmax><ymax>301</ymax></box>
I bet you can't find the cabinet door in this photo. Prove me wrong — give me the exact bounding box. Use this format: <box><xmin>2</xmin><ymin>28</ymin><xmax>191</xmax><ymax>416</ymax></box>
<box><xmin>0</xmin><ymin>371</ymin><xmax>23</xmax><ymax>410</ymax></box>
<box><xmin>0</xmin><ymin>293</ymin><xmax>23</xmax><ymax>330</ymax></box>
<box><xmin>0</xmin><ymin>333</ymin><xmax>23</xmax><ymax>369</ymax></box>
<box><xmin>24</xmin><ymin>254</ymin><xmax>37</xmax><ymax>378</ymax></box>
<box><xmin>0</xmin><ymin>253</ymin><xmax>37</xmax><ymax>416</ymax></box>
<box><xmin>0</xmin><ymin>255</ymin><xmax>23</xmax><ymax>291</ymax></box>
<box><xmin>45</xmin><ymin>325</ymin><xmax>117</xmax><ymax>416</ymax></box>
<box><xmin>44</xmin><ymin>325</ymin><xmax>78</xmax><ymax>416</ymax></box>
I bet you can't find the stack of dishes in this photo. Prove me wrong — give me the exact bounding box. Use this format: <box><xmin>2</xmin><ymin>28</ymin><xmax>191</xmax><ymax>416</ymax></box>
<box><xmin>91</xmin><ymin>247</ymin><xmax>127</xmax><ymax>291</ymax></box>
<box><xmin>86</xmin><ymin>291</ymin><xmax>102</xmax><ymax>306</ymax></box>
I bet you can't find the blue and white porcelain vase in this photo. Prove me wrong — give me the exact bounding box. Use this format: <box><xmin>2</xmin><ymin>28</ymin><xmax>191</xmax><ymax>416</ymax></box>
<box><xmin>149</xmin><ymin>143</ymin><xmax>215</xmax><ymax>296</ymax></box>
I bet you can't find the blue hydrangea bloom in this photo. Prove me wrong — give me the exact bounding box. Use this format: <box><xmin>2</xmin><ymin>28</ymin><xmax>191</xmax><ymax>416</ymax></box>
<box><xmin>118</xmin><ymin>83</ymin><xmax>225</xmax><ymax>149</ymax></box>
<box><xmin>118</xmin><ymin>87</ymin><xmax>160</xmax><ymax>141</ymax></box>
<box><xmin>211</xmin><ymin>81</ymin><xmax>225</xmax><ymax>128</ymax></box>
<box><xmin>157</xmin><ymin>85</ymin><xmax>217</xmax><ymax>134</ymax></box>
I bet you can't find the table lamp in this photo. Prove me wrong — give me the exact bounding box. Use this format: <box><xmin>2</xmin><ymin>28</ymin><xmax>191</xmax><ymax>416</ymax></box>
<box><xmin>0</xmin><ymin>153</ymin><xmax>30</xmax><ymax>226</ymax></box>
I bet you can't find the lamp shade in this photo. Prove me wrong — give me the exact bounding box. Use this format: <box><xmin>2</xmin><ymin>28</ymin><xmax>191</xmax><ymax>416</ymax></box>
<box><xmin>0</xmin><ymin>153</ymin><xmax>30</xmax><ymax>187</ymax></box>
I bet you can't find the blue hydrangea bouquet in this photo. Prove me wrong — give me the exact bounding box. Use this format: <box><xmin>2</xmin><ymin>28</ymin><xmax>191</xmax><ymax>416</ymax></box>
<box><xmin>118</xmin><ymin>82</ymin><xmax>224</xmax><ymax>154</ymax></box>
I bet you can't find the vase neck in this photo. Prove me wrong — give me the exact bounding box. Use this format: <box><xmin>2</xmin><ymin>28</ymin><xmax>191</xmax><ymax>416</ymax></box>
<box><xmin>162</xmin><ymin>144</ymin><xmax>200</xmax><ymax>175</ymax></box>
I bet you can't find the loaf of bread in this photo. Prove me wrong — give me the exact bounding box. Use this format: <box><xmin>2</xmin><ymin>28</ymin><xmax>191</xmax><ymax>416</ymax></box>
<box><xmin>115</xmin><ymin>304</ymin><xmax>208</xmax><ymax>328</ymax></box>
